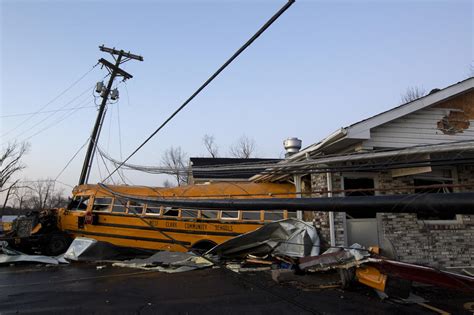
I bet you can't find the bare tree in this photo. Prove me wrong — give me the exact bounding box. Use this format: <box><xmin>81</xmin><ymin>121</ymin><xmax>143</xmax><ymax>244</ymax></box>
<box><xmin>25</xmin><ymin>180</ymin><xmax>55</xmax><ymax>210</ymax></box>
<box><xmin>229</xmin><ymin>135</ymin><xmax>256</xmax><ymax>159</ymax></box>
<box><xmin>162</xmin><ymin>147</ymin><xmax>188</xmax><ymax>186</ymax></box>
<box><xmin>203</xmin><ymin>134</ymin><xmax>219</xmax><ymax>158</ymax></box>
<box><xmin>10</xmin><ymin>185</ymin><xmax>33</xmax><ymax>211</ymax></box>
<box><xmin>401</xmin><ymin>86</ymin><xmax>426</xmax><ymax>103</ymax></box>
<box><xmin>48</xmin><ymin>188</ymin><xmax>68</xmax><ymax>209</ymax></box>
<box><xmin>162</xmin><ymin>179</ymin><xmax>174</xmax><ymax>188</ymax></box>
<box><xmin>1</xmin><ymin>142</ymin><xmax>29</xmax><ymax>213</ymax></box>
<box><xmin>23</xmin><ymin>180</ymin><xmax>67</xmax><ymax>210</ymax></box>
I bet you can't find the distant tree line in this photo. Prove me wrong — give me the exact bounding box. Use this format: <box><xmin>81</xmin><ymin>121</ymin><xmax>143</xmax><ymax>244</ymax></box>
<box><xmin>1</xmin><ymin>142</ymin><xmax>67</xmax><ymax>215</ymax></box>
<box><xmin>160</xmin><ymin>134</ymin><xmax>258</xmax><ymax>187</ymax></box>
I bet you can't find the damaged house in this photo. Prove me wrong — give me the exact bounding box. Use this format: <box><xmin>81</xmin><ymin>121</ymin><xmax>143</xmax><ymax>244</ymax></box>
<box><xmin>252</xmin><ymin>77</ymin><xmax>474</xmax><ymax>269</ymax></box>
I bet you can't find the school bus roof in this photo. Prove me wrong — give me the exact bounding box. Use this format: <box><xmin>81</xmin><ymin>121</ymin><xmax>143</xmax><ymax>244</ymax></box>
<box><xmin>72</xmin><ymin>182</ymin><xmax>296</xmax><ymax>199</ymax></box>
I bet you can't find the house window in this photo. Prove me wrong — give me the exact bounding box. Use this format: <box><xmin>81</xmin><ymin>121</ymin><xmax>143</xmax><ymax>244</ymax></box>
<box><xmin>343</xmin><ymin>177</ymin><xmax>376</xmax><ymax>218</ymax></box>
<box><xmin>414</xmin><ymin>178</ymin><xmax>456</xmax><ymax>221</ymax></box>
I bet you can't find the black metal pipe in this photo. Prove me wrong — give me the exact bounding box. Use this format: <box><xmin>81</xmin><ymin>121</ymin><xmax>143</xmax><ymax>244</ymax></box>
<box><xmin>99</xmin><ymin>184</ymin><xmax>474</xmax><ymax>215</ymax></box>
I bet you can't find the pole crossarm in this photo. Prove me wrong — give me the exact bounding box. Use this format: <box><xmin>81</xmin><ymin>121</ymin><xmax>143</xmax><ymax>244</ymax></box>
<box><xmin>99</xmin><ymin>45</ymin><xmax>144</xmax><ymax>61</ymax></box>
<box><xmin>98</xmin><ymin>58</ymin><xmax>133</xmax><ymax>80</ymax></box>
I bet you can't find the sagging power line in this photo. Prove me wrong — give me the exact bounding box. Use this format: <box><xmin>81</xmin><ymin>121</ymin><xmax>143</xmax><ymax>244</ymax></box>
<box><xmin>0</xmin><ymin>105</ymin><xmax>97</xmax><ymax>118</ymax></box>
<box><xmin>1</xmin><ymin>64</ymin><xmax>98</xmax><ymax>138</ymax></box>
<box><xmin>102</xmin><ymin>0</ymin><xmax>296</xmax><ymax>182</ymax></box>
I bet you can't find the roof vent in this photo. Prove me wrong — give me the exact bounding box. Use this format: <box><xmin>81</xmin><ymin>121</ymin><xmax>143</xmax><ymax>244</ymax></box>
<box><xmin>283</xmin><ymin>137</ymin><xmax>302</xmax><ymax>157</ymax></box>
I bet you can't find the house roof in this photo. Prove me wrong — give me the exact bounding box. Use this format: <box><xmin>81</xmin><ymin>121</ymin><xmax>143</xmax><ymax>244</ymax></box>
<box><xmin>344</xmin><ymin>77</ymin><xmax>474</xmax><ymax>140</ymax></box>
<box><xmin>190</xmin><ymin>157</ymin><xmax>281</xmax><ymax>181</ymax></box>
<box><xmin>252</xmin><ymin>77</ymin><xmax>474</xmax><ymax>182</ymax></box>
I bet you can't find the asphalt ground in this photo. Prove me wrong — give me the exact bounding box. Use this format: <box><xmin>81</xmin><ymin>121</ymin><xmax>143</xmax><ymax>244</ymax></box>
<box><xmin>0</xmin><ymin>263</ymin><xmax>472</xmax><ymax>314</ymax></box>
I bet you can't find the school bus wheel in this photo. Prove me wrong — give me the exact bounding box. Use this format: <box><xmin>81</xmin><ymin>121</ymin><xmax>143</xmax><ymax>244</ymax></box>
<box><xmin>44</xmin><ymin>233</ymin><xmax>72</xmax><ymax>256</ymax></box>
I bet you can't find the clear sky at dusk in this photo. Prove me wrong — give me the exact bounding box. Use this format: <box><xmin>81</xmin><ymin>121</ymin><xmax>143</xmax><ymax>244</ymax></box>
<box><xmin>1</xmin><ymin>0</ymin><xmax>473</xmax><ymax>190</ymax></box>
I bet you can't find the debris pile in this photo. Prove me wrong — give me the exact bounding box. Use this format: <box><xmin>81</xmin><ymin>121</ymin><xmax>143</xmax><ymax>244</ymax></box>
<box><xmin>207</xmin><ymin>218</ymin><xmax>319</xmax><ymax>272</ymax></box>
<box><xmin>1</xmin><ymin>218</ymin><xmax>473</xmax><ymax>299</ymax></box>
<box><xmin>113</xmin><ymin>251</ymin><xmax>213</xmax><ymax>273</ymax></box>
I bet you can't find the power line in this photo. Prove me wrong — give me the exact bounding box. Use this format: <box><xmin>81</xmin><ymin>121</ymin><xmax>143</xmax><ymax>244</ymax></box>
<box><xmin>21</xmin><ymin>96</ymin><xmax>94</xmax><ymax>142</ymax></box>
<box><xmin>6</xmin><ymin>85</ymin><xmax>94</xmax><ymax>141</ymax></box>
<box><xmin>102</xmin><ymin>0</ymin><xmax>296</xmax><ymax>182</ymax></box>
<box><xmin>54</xmin><ymin>137</ymin><xmax>91</xmax><ymax>182</ymax></box>
<box><xmin>0</xmin><ymin>105</ymin><xmax>97</xmax><ymax>118</ymax></box>
<box><xmin>96</xmin><ymin>142</ymin><xmax>474</xmax><ymax>177</ymax></box>
<box><xmin>14</xmin><ymin>179</ymin><xmax>74</xmax><ymax>189</ymax></box>
<box><xmin>1</xmin><ymin>64</ymin><xmax>98</xmax><ymax>137</ymax></box>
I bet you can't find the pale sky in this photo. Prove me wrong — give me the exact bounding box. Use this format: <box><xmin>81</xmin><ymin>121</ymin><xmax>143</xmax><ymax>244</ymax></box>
<box><xmin>1</xmin><ymin>0</ymin><xmax>473</xmax><ymax>191</ymax></box>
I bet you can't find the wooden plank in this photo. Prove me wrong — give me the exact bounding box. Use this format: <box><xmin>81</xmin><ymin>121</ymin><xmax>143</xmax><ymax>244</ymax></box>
<box><xmin>392</xmin><ymin>166</ymin><xmax>432</xmax><ymax>177</ymax></box>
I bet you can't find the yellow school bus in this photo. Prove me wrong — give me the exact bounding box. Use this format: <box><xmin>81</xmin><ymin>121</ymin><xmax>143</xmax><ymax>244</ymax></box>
<box><xmin>58</xmin><ymin>182</ymin><xmax>296</xmax><ymax>252</ymax></box>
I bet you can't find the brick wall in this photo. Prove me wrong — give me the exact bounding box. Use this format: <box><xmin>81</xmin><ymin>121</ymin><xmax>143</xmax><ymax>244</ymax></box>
<box><xmin>309</xmin><ymin>173</ymin><xmax>346</xmax><ymax>249</ymax></box>
<box><xmin>380</xmin><ymin>213</ymin><xmax>474</xmax><ymax>268</ymax></box>
<box><xmin>309</xmin><ymin>165</ymin><xmax>474</xmax><ymax>269</ymax></box>
<box><xmin>379</xmin><ymin>165</ymin><xmax>474</xmax><ymax>268</ymax></box>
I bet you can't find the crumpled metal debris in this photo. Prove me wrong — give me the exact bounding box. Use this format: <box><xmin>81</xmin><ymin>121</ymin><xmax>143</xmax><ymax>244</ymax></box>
<box><xmin>112</xmin><ymin>251</ymin><xmax>213</xmax><ymax>273</ymax></box>
<box><xmin>0</xmin><ymin>241</ymin><xmax>67</xmax><ymax>265</ymax></box>
<box><xmin>208</xmin><ymin>218</ymin><xmax>320</xmax><ymax>259</ymax></box>
<box><xmin>63</xmin><ymin>237</ymin><xmax>152</xmax><ymax>261</ymax></box>
<box><xmin>62</xmin><ymin>237</ymin><xmax>97</xmax><ymax>261</ymax></box>
<box><xmin>299</xmin><ymin>243</ymin><xmax>370</xmax><ymax>271</ymax></box>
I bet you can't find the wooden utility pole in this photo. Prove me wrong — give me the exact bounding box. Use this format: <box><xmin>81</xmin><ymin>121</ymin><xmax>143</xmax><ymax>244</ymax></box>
<box><xmin>78</xmin><ymin>45</ymin><xmax>143</xmax><ymax>185</ymax></box>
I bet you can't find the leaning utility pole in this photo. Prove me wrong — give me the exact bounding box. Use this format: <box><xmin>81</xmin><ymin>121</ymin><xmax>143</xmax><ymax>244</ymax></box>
<box><xmin>78</xmin><ymin>45</ymin><xmax>143</xmax><ymax>185</ymax></box>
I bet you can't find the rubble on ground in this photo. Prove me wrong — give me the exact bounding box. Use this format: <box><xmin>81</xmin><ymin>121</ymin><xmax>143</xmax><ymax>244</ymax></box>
<box><xmin>1</xmin><ymin>218</ymin><xmax>473</xmax><ymax>299</ymax></box>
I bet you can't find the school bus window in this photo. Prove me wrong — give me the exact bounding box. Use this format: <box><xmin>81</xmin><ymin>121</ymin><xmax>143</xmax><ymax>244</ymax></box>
<box><xmin>128</xmin><ymin>201</ymin><xmax>145</xmax><ymax>215</ymax></box>
<box><xmin>112</xmin><ymin>199</ymin><xmax>127</xmax><ymax>213</ymax></box>
<box><xmin>181</xmin><ymin>209</ymin><xmax>198</xmax><ymax>218</ymax></box>
<box><xmin>286</xmin><ymin>211</ymin><xmax>297</xmax><ymax>219</ymax></box>
<box><xmin>242</xmin><ymin>211</ymin><xmax>261</xmax><ymax>221</ymax></box>
<box><xmin>68</xmin><ymin>196</ymin><xmax>90</xmax><ymax>211</ymax></box>
<box><xmin>92</xmin><ymin>197</ymin><xmax>112</xmax><ymax>212</ymax></box>
<box><xmin>146</xmin><ymin>205</ymin><xmax>161</xmax><ymax>215</ymax></box>
<box><xmin>221</xmin><ymin>211</ymin><xmax>239</xmax><ymax>220</ymax></box>
<box><xmin>264</xmin><ymin>211</ymin><xmax>284</xmax><ymax>221</ymax></box>
<box><xmin>163</xmin><ymin>207</ymin><xmax>179</xmax><ymax>217</ymax></box>
<box><xmin>201</xmin><ymin>210</ymin><xmax>218</xmax><ymax>219</ymax></box>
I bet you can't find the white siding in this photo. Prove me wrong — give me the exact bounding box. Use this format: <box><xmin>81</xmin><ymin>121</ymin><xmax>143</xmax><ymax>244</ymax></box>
<box><xmin>363</xmin><ymin>107</ymin><xmax>474</xmax><ymax>149</ymax></box>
